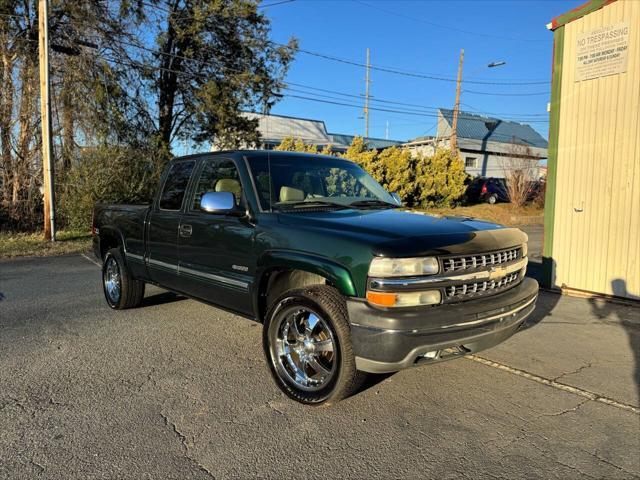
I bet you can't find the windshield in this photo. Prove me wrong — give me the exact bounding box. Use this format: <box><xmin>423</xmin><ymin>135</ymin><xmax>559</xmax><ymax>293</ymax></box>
<box><xmin>246</xmin><ymin>154</ymin><xmax>397</xmax><ymax>211</ymax></box>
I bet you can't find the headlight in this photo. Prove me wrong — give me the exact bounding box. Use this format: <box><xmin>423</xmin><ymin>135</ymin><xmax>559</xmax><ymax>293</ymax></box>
<box><xmin>522</xmin><ymin>243</ymin><xmax>528</xmax><ymax>257</ymax></box>
<box><xmin>366</xmin><ymin>289</ymin><xmax>442</xmax><ymax>308</ymax></box>
<box><xmin>369</xmin><ymin>256</ymin><xmax>439</xmax><ymax>277</ymax></box>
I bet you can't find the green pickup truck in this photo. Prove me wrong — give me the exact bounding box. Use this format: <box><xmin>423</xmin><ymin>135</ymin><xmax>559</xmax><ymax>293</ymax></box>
<box><xmin>93</xmin><ymin>151</ymin><xmax>538</xmax><ymax>405</ymax></box>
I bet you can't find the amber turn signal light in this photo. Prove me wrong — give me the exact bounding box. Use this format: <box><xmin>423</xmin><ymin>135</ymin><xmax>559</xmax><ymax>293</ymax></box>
<box><xmin>366</xmin><ymin>291</ymin><xmax>397</xmax><ymax>307</ymax></box>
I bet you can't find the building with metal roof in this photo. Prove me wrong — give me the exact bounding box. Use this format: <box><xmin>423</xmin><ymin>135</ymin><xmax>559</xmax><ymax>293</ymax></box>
<box><xmin>211</xmin><ymin>112</ymin><xmax>404</xmax><ymax>152</ymax></box>
<box><xmin>327</xmin><ymin>133</ymin><xmax>404</xmax><ymax>150</ymax></box>
<box><xmin>404</xmin><ymin>109</ymin><xmax>548</xmax><ymax>179</ymax></box>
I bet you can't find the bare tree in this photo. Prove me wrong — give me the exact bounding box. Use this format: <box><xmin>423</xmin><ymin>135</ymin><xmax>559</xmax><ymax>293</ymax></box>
<box><xmin>499</xmin><ymin>138</ymin><xmax>538</xmax><ymax>207</ymax></box>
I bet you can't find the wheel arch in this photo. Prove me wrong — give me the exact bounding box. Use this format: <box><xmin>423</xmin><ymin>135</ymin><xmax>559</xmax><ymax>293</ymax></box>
<box><xmin>98</xmin><ymin>226</ymin><xmax>126</xmax><ymax>259</ymax></box>
<box><xmin>253</xmin><ymin>251</ymin><xmax>357</xmax><ymax>322</ymax></box>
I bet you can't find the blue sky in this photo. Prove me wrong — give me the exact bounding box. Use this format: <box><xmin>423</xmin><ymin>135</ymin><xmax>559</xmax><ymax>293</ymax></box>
<box><xmin>264</xmin><ymin>0</ymin><xmax>584</xmax><ymax>142</ymax></box>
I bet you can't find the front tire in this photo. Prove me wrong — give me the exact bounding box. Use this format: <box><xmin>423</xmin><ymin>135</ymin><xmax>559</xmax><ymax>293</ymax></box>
<box><xmin>263</xmin><ymin>285</ymin><xmax>366</xmax><ymax>405</ymax></box>
<box><xmin>102</xmin><ymin>248</ymin><xmax>145</xmax><ymax>309</ymax></box>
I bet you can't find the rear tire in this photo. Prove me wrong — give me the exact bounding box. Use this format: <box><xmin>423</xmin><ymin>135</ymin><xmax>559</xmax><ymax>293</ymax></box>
<box><xmin>102</xmin><ymin>248</ymin><xmax>145</xmax><ymax>310</ymax></box>
<box><xmin>487</xmin><ymin>194</ymin><xmax>497</xmax><ymax>204</ymax></box>
<box><xmin>263</xmin><ymin>285</ymin><xmax>366</xmax><ymax>405</ymax></box>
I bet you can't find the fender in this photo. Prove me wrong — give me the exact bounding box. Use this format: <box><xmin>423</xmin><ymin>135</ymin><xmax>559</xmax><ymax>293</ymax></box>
<box><xmin>98</xmin><ymin>225</ymin><xmax>127</xmax><ymax>254</ymax></box>
<box><xmin>252</xmin><ymin>250</ymin><xmax>358</xmax><ymax>320</ymax></box>
<box><xmin>257</xmin><ymin>250</ymin><xmax>357</xmax><ymax>296</ymax></box>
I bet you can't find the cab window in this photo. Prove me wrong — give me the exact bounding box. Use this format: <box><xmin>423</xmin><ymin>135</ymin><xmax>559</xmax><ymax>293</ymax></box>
<box><xmin>159</xmin><ymin>161</ymin><xmax>195</xmax><ymax>211</ymax></box>
<box><xmin>192</xmin><ymin>158</ymin><xmax>243</xmax><ymax>210</ymax></box>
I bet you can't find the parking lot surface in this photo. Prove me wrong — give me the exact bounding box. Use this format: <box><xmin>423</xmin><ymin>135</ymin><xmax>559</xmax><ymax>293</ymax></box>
<box><xmin>1</xmin><ymin>254</ymin><xmax>638</xmax><ymax>479</ymax></box>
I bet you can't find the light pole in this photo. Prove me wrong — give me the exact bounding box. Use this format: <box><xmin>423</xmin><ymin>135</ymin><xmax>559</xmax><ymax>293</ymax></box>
<box><xmin>451</xmin><ymin>54</ymin><xmax>506</xmax><ymax>152</ymax></box>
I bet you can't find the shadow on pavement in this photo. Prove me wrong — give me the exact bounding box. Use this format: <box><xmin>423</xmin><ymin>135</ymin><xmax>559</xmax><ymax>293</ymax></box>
<box><xmin>356</xmin><ymin>372</ymin><xmax>396</xmax><ymax>396</ymax></box>
<box><xmin>588</xmin><ymin>279</ymin><xmax>640</xmax><ymax>407</ymax></box>
<box><xmin>519</xmin><ymin>288</ymin><xmax>561</xmax><ymax>331</ymax></box>
<box><xmin>519</xmin><ymin>258</ymin><xmax>561</xmax><ymax>331</ymax></box>
<box><xmin>142</xmin><ymin>291</ymin><xmax>187</xmax><ymax>307</ymax></box>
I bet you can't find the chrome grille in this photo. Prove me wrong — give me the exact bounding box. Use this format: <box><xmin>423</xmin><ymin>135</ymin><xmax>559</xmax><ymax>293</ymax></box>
<box><xmin>445</xmin><ymin>272</ymin><xmax>520</xmax><ymax>301</ymax></box>
<box><xmin>442</xmin><ymin>247</ymin><xmax>521</xmax><ymax>273</ymax></box>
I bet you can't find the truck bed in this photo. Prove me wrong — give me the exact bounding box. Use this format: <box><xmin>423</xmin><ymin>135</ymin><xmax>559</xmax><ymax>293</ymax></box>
<box><xmin>93</xmin><ymin>203</ymin><xmax>150</xmax><ymax>259</ymax></box>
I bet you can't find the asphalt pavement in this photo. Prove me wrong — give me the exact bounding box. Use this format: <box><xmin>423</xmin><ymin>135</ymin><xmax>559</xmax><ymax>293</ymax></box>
<box><xmin>1</xmin><ymin>252</ymin><xmax>638</xmax><ymax>479</ymax></box>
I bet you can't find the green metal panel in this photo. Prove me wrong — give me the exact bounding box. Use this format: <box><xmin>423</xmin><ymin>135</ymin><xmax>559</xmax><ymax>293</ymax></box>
<box><xmin>550</xmin><ymin>0</ymin><xmax>617</xmax><ymax>30</ymax></box>
<box><xmin>542</xmin><ymin>26</ymin><xmax>565</xmax><ymax>289</ymax></box>
<box><xmin>258</xmin><ymin>250</ymin><xmax>358</xmax><ymax>297</ymax></box>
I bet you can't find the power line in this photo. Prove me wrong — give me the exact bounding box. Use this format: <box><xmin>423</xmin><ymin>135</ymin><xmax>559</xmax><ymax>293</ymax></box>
<box><xmin>258</xmin><ymin>0</ymin><xmax>296</xmax><ymax>8</ymax></box>
<box><xmin>284</xmin><ymin>86</ymin><xmax>546</xmax><ymax>122</ymax></box>
<box><xmin>461</xmin><ymin>102</ymin><xmax>547</xmax><ymax>120</ymax></box>
<box><xmin>285</xmin><ymin>83</ymin><xmax>548</xmax><ymax>117</ymax></box>
<box><xmin>289</xmin><ymin>46</ymin><xmax>550</xmax><ymax>86</ymax></box>
<box><xmin>119</xmin><ymin>58</ymin><xmax>546</xmax><ymax>123</ymax></box>
<box><xmin>464</xmin><ymin>89</ymin><xmax>551</xmax><ymax>97</ymax></box>
<box><xmin>285</xmin><ymin>93</ymin><xmax>549</xmax><ymax>124</ymax></box>
<box><xmin>89</xmin><ymin>36</ymin><xmax>548</xmax><ymax>120</ymax></box>
<box><xmin>87</xmin><ymin>53</ymin><xmax>550</xmax><ymax>125</ymax></box>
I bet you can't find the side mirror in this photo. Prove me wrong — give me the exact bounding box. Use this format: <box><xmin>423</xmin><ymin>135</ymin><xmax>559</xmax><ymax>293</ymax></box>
<box><xmin>390</xmin><ymin>192</ymin><xmax>402</xmax><ymax>206</ymax></box>
<box><xmin>200</xmin><ymin>191</ymin><xmax>242</xmax><ymax>214</ymax></box>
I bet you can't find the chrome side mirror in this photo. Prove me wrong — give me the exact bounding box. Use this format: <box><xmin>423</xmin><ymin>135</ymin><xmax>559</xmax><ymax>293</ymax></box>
<box><xmin>200</xmin><ymin>191</ymin><xmax>238</xmax><ymax>214</ymax></box>
<box><xmin>390</xmin><ymin>192</ymin><xmax>402</xmax><ymax>206</ymax></box>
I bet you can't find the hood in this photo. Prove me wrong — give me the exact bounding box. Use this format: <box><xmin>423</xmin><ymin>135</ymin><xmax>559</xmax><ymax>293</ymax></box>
<box><xmin>277</xmin><ymin>208</ymin><xmax>527</xmax><ymax>257</ymax></box>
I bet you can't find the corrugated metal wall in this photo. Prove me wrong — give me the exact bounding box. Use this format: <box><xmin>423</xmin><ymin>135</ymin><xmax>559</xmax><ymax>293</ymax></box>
<box><xmin>552</xmin><ymin>0</ymin><xmax>640</xmax><ymax>299</ymax></box>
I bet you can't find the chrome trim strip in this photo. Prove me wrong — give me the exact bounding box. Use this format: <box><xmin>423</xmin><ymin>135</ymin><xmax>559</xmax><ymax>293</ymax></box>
<box><xmin>125</xmin><ymin>252</ymin><xmax>145</xmax><ymax>262</ymax></box>
<box><xmin>148</xmin><ymin>257</ymin><xmax>178</xmax><ymax>271</ymax></box>
<box><xmin>441</xmin><ymin>295</ymin><xmax>536</xmax><ymax>330</ymax></box>
<box><xmin>147</xmin><ymin>257</ymin><xmax>249</xmax><ymax>289</ymax></box>
<box><xmin>370</xmin><ymin>257</ymin><xmax>528</xmax><ymax>289</ymax></box>
<box><xmin>179</xmin><ymin>265</ymin><xmax>249</xmax><ymax>289</ymax></box>
<box><xmin>350</xmin><ymin>295</ymin><xmax>537</xmax><ymax>333</ymax></box>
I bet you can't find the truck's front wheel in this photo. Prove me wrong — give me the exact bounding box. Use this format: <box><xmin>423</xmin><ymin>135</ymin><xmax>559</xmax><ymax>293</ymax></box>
<box><xmin>263</xmin><ymin>286</ymin><xmax>365</xmax><ymax>405</ymax></box>
<box><xmin>102</xmin><ymin>248</ymin><xmax>145</xmax><ymax>310</ymax></box>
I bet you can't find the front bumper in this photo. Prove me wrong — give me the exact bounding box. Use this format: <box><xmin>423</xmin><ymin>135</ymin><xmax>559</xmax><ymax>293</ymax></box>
<box><xmin>348</xmin><ymin>277</ymin><xmax>538</xmax><ymax>373</ymax></box>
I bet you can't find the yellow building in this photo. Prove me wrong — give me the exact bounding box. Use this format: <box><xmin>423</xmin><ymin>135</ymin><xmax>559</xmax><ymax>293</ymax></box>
<box><xmin>544</xmin><ymin>0</ymin><xmax>639</xmax><ymax>300</ymax></box>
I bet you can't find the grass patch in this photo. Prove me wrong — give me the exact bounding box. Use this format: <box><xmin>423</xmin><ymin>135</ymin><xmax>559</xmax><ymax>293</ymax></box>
<box><xmin>423</xmin><ymin>203</ymin><xmax>543</xmax><ymax>226</ymax></box>
<box><xmin>0</xmin><ymin>230</ymin><xmax>92</xmax><ymax>259</ymax></box>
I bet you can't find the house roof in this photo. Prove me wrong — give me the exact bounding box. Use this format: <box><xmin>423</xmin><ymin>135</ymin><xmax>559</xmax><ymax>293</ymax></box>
<box><xmin>242</xmin><ymin>112</ymin><xmax>404</xmax><ymax>149</ymax></box>
<box><xmin>243</xmin><ymin>112</ymin><xmax>333</xmax><ymax>145</ymax></box>
<box><xmin>328</xmin><ymin>133</ymin><xmax>404</xmax><ymax>150</ymax></box>
<box><xmin>438</xmin><ymin>108</ymin><xmax>548</xmax><ymax>149</ymax></box>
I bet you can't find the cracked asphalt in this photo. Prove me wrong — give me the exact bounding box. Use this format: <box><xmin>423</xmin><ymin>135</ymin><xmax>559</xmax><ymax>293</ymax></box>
<box><xmin>1</xmin><ymin>253</ymin><xmax>639</xmax><ymax>479</ymax></box>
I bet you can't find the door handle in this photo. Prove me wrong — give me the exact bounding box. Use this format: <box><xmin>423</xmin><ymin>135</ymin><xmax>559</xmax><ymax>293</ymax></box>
<box><xmin>179</xmin><ymin>224</ymin><xmax>192</xmax><ymax>237</ymax></box>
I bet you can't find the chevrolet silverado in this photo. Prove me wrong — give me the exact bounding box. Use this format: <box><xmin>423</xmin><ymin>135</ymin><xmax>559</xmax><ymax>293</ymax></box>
<box><xmin>92</xmin><ymin>151</ymin><xmax>538</xmax><ymax>405</ymax></box>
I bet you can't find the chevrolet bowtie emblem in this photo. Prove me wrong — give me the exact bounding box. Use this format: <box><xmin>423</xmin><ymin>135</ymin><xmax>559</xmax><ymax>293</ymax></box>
<box><xmin>488</xmin><ymin>266</ymin><xmax>508</xmax><ymax>280</ymax></box>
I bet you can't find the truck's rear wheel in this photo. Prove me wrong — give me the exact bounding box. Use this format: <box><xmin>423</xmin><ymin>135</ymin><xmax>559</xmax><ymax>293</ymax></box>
<box><xmin>102</xmin><ymin>248</ymin><xmax>145</xmax><ymax>310</ymax></box>
<box><xmin>263</xmin><ymin>285</ymin><xmax>366</xmax><ymax>405</ymax></box>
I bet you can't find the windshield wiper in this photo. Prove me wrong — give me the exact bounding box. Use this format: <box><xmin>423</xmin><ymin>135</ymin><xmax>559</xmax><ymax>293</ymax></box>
<box><xmin>276</xmin><ymin>200</ymin><xmax>349</xmax><ymax>210</ymax></box>
<box><xmin>348</xmin><ymin>199</ymin><xmax>400</xmax><ymax>209</ymax></box>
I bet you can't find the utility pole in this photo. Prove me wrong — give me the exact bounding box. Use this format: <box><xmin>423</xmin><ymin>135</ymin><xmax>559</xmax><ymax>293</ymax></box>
<box><xmin>385</xmin><ymin>120</ymin><xmax>389</xmax><ymax>140</ymax></box>
<box><xmin>38</xmin><ymin>0</ymin><xmax>55</xmax><ymax>241</ymax></box>
<box><xmin>451</xmin><ymin>48</ymin><xmax>464</xmax><ymax>153</ymax></box>
<box><xmin>364</xmin><ymin>48</ymin><xmax>371</xmax><ymax>138</ymax></box>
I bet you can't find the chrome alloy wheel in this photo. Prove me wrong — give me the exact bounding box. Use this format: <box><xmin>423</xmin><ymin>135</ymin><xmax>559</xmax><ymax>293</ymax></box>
<box><xmin>272</xmin><ymin>308</ymin><xmax>337</xmax><ymax>392</ymax></box>
<box><xmin>103</xmin><ymin>256</ymin><xmax>121</xmax><ymax>304</ymax></box>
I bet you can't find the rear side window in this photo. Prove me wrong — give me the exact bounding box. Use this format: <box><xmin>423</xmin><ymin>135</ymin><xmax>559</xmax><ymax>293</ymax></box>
<box><xmin>159</xmin><ymin>161</ymin><xmax>195</xmax><ymax>210</ymax></box>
